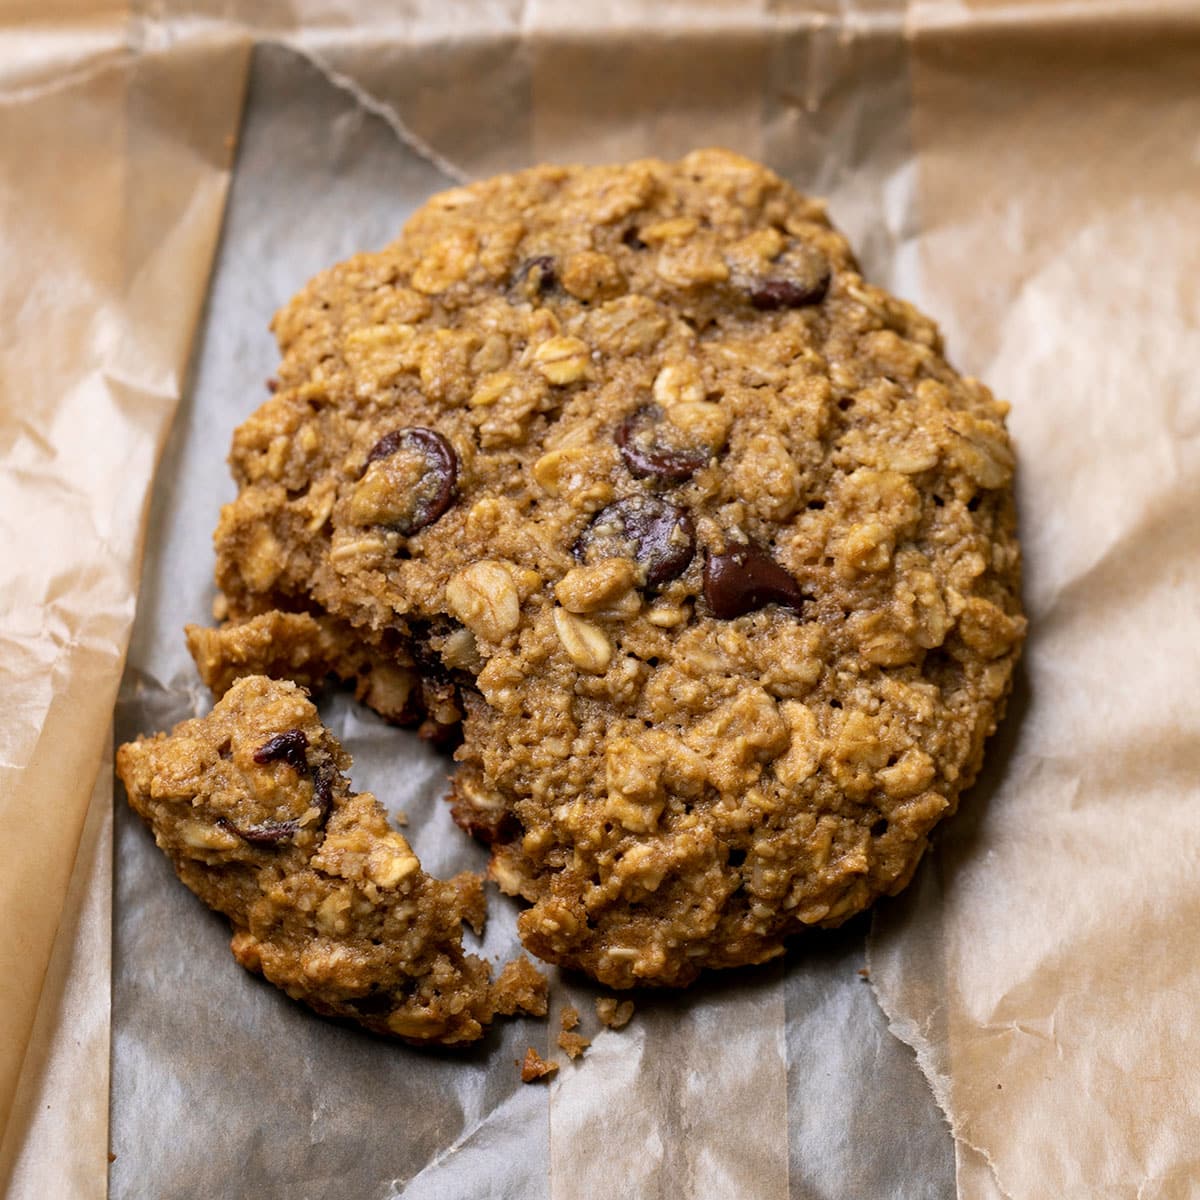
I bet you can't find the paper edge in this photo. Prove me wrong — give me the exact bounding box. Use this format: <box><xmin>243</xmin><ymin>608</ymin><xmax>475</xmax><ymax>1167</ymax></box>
<box><xmin>0</xmin><ymin>739</ymin><xmax>113</xmax><ymax>1200</ymax></box>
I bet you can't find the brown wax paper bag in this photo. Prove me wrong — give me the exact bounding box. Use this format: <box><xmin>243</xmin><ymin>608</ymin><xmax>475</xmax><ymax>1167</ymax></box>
<box><xmin>0</xmin><ymin>16</ymin><xmax>247</xmax><ymax>1197</ymax></box>
<box><xmin>4</xmin><ymin>3</ymin><xmax>1200</xmax><ymax>1197</ymax></box>
<box><xmin>869</xmin><ymin>6</ymin><xmax>1200</xmax><ymax>1198</ymax></box>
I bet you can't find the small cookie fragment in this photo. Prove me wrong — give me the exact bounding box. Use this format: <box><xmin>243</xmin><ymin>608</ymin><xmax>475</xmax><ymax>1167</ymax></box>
<box><xmin>557</xmin><ymin>1031</ymin><xmax>591</xmax><ymax>1060</ymax></box>
<box><xmin>595</xmin><ymin>997</ymin><xmax>635</xmax><ymax>1030</ymax></box>
<box><xmin>520</xmin><ymin>1047</ymin><xmax>559</xmax><ymax>1083</ymax></box>
<box><xmin>115</xmin><ymin>676</ymin><xmax>543</xmax><ymax>1045</ymax></box>
<box><xmin>556</xmin><ymin>1005</ymin><xmax>591</xmax><ymax>1059</ymax></box>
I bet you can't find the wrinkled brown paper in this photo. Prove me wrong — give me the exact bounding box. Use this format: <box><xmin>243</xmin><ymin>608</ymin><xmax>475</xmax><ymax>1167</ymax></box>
<box><xmin>870</xmin><ymin>8</ymin><xmax>1200</xmax><ymax>1197</ymax></box>
<box><xmin>3</xmin><ymin>2</ymin><xmax>1199</xmax><ymax>1197</ymax></box>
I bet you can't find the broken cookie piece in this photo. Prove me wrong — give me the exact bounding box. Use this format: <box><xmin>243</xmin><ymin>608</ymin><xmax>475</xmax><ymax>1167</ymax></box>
<box><xmin>115</xmin><ymin>675</ymin><xmax>544</xmax><ymax>1045</ymax></box>
<box><xmin>186</xmin><ymin>609</ymin><xmax>462</xmax><ymax>740</ymax></box>
<box><xmin>519</xmin><ymin>1047</ymin><xmax>559</xmax><ymax>1083</ymax></box>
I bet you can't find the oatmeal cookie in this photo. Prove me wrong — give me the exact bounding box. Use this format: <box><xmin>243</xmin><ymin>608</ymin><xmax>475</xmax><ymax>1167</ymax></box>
<box><xmin>116</xmin><ymin>675</ymin><xmax>546</xmax><ymax>1043</ymax></box>
<box><xmin>193</xmin><ymin>149</ymin><xmax>1025</xmax><ymax>988</ymax></box>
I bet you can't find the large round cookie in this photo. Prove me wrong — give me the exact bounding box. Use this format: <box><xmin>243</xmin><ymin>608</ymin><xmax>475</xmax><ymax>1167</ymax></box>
<box><xmin>201</xmin><ymin>149</ymin><xmax>1025</xmax><ymax>988</ymax></box>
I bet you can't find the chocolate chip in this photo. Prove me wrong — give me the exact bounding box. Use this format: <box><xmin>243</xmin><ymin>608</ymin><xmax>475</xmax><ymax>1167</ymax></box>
<box><xmin>575</xmin><ymin>497</ymin><xmax>696</xmax><ymax>588</ymax></box>
<box><xmin>253</xmin><ymin>729</ymin><xmax>309</xmax><ymax>772</ymax></box>
<box><xmin>512</xmin><ymin>255</ymin><xmax>558</xmax><ymax>296</ymax></box>
<box><xmin>703</xmin><ymin>544</ymin><xmax>807</xmax><ymax>618</ymax></box>
<box><xmin>616</xmin><ymin>405</ymin><xmax>711</xmax><ymax>482</ymax></box>
<box><xmin>362</xmin><ymin>426</ymin><xmax>458</xmax><ymax>535</ymax></box>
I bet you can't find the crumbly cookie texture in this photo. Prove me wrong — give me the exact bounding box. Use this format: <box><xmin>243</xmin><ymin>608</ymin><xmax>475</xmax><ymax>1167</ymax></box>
<box><xmin>186</xmin><ymin>610</ymin><xmax>461</xmax><ymax>740</ymax></box>
<box><xmin>116</xmin><ymin>675</ymin><xmax>546</xmax><ymax>1044</ymax></box>
<box><xmin>197</xmin><ymin>149</ymin><xmax>1025</xmax><ymax>988</ymax></box>
<box><xmin>520</xmin><ymin>1047</ymin><xmax>559</xmax><ymax>1083</ymax></box>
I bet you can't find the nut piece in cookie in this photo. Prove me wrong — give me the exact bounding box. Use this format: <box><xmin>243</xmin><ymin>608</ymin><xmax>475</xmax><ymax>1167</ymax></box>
<box><xmin>115</xmin><ymin>676</ymin><xmax>545</xmax><ymax>1045</ymax></box>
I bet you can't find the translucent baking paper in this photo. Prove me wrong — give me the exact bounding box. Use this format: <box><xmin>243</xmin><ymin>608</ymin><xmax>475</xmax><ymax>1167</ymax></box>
<box><xmin>3</xmin><ymin>3</ymin><xmax>1198</xmax><ymax>1197</ymax></box>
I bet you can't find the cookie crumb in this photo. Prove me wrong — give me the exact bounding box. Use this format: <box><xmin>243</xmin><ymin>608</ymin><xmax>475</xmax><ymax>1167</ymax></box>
<box><xmin>493</xmin><ymin>956</ymin><xmax>549</xmax><ymax>1017</ymax></box>
<box><xmin>595</xmin><ymin>997</ymin><xmax>635</xmax><ymax>1029</ymax></box>
<box><xmin>557</xmin><ymin>1030</ymin><xmax>591</xmax><ymax>1060</ymax></box>
<box><xmin>857</xmin><ymin>967</ymin><xmax>870</xmax><ymax>980</ymax></box>
<box><xmin>520</xmin><ymin>1047</ymin><xmax>559</xmax><ymax>1083</ymax></box>
<box><xmin>560</xmin><ymin>1005</ymin><xmax>580</xmax><ymax>1032</ymax></box>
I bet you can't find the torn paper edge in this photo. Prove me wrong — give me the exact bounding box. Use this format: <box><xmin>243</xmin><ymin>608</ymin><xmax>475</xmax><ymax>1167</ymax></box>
<box><xmin>275</xmin><ymin>35</ymin><xmax>468</xmax><ymax>185</ymax></box>
<box><xmin>864</xmin><ymin>933</ymin><xmax>1015</xmax><ymax>1200</ymax></box>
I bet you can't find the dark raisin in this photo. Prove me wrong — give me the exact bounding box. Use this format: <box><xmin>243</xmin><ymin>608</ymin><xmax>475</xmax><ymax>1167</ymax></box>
<box><xmin>616</xmin><ymin>405</ymin><xmax>711</xmax><ymax>482</ymax></box>
<box><xmin>575</xmin><ymin>497</ymin><xmax>696</xmax><ymax>589</ymax></box>
<box><xmin>749</xmin><ymin>275</ymin><xmax>830</xmax><ymax>310</ymax></box>
<box><xmin>703</xmin><ymin>544</ymin><xmax>807</xmax><ymax>619</ymax></box>
<box><xmin>362</xmin><ymin>426</ymin><xmax>458</xmax><ymax>535</ymax></box>
<box><xmin>743</xmin><ymin>241</ymin><xmax>831</xmax><ymax>310</ymax></box>
<box><xmin>225</xmin><ymin>729</ymin><xmax>333</xmax><ymax>847</ymax></box>
<box><xmin>253</xmin><ymin>729</ymin><xmax>309</xmax><ymax>773</ymax></box>
<box><xmin>217</xmin><ymin>815</ymin><xmax>299</xmax><ymax>847</ymax></box>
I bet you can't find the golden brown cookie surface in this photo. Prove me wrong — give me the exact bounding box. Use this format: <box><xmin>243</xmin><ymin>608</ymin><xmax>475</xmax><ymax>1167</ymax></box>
<box><xmin>199</xmin><ymin>150</ymin><xmax>1025</xmax><ymax>987</ymax></box>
